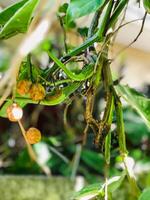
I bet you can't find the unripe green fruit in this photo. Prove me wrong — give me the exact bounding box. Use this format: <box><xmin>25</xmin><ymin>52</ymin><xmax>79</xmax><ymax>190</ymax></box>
<box><xmin>143</xmin><ymin>0</ymin><xmax>150</xmax><ymax>13</ymax></box>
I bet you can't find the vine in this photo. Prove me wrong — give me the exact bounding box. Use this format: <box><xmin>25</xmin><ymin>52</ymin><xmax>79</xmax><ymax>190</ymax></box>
<box><xmin>0</xmin><ymin>0</ymin><xmax>150</xmax><ymax>199</ymax></box>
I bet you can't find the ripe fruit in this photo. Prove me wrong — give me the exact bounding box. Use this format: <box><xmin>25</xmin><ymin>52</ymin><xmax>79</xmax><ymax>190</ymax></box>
<box><xmin>7</xmin><ymin>103</ymin><xmax>23</xmax><ymax>122</ymax></box>
<box><xmin>26</xmin><ymin>127</ymin><xmax>41</xmax><ymax>144</ymax></box>
<box><xmin>29</xmin><ymin>83</ymin><xmax>46</xmax><ymax>101</ymax></box>
<box><xmin>17</xmin><ymin>80</ymin><xmax>32</xmax><ymax>96</ymax></box>
<box><xmin>143</xmin><ymin>0</ymin><xmax>150</xmax><ymax>13</ymax></box>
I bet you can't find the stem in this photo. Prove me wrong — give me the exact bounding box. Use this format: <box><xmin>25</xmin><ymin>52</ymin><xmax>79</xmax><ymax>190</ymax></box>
<box><xmin>47</xmin><ymin>51</ymin><xmax>94</xmax><ymax>81</ymax></box>
<box><xmin>114</xmin><ymin>98</ymin><xmax>127</xmax><ymax>155</ymax></box>
<box><xmin>105</xmin><ymin>132</ymin><xmax>111</xmax><ymax>165</ymax></box>
<box><xmin>123</xmin><ymin>156</ymin><xmax>141</xmax><ymax>198</ymax></box>
<box><xmin>87</xmin><ymin>0</ymin><xmax>110</xmax><ymax>38</ymax></box>
<box><xmin>18</xmin><ymin>120</ymin><xmax>37</xmax><ymax>161</ymax></box>
<box><xmin>18</xmin><ymin>120</ymin><xmax>51</xmax><ymax>176</ymax></box>
<box><xmin>114</xmin><ymin>11</ymin><xmax>147</xmax><ymax>59</ymax></box>
<box><xmin>71</xmin><ymin>144</ymin><xmax>82</xmax><ymax>181</ymax></box>
<box><xmin>104</xmin><ymin>132</ymin><xmax>111</xmax><ymax>200</ymax></box>
<box><xmin>27</xmin><ymin>54</ymin><xmax>34</xmax><ymax>82</ymax></box>
<box><xmin>58</xmin><ymin>15</ymin><xmax>68</xmax><ymax>53</ymax></box>
<box><xmin>97</xmin><ymin>0</ymin><xmax>114</xmax><ymax>37</ymax></box>
<box><xmin>108</xmin><ymin>0</ymin><xmax>129</xmax><ymax>29</ymax></box>
<box><xmin>61</xmin><ymin>34</ymin><xmax>101</xmax><ymax>62</ymax></box>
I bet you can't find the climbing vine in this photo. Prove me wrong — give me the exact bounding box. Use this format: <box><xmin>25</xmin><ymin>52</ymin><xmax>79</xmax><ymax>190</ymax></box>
<box><xmin>0</xmin><ymin>0</ymin><xmax>150</xmax><ymax>199</ymax></box>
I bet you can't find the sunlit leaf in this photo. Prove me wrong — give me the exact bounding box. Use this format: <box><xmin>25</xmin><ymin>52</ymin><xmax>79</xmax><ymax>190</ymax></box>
<box><xmin>0</xmin><ymin>0</ymin><xmax>39</xmax><ymax>39</ymax></box>
<box><xmin>66</xmin><ymin>0</ymin><xmax>105</xmax><ymax>25</ymax></box>
<box><xmin>73</xmin><ymin>172</ymin><xmax>126</xmax><ymax>200</ymax></box>
<box><xmin>100</xmin><ymin>172</ymin><xmax>126</xmax><ymax>194</ymax></box>
<box><xmin>73</xmin><ymin>183</ymin><xmax>101</xmax><ymax>200</ymax></box>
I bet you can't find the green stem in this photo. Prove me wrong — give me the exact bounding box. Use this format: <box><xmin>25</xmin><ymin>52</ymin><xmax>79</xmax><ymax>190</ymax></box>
<box><xmin>47</xmin><ymin>51</ymin><xmax>94</xmax><ymax>81</ymax></box>
<box><xmin>105</xmin><ymin>132</ymin><xmax>111</xmax><ymax>165</ymax></box>
<box><xmin>88</xmin><ymin>0</ymin><xmax>110</xmax><ymax>38</ymax></box>
<box><xmin>27</xmin><ymin>54</ymin><xmax>33</xmax><ymax>82</ymax></box>
<box><xmin>115</xmin><ymin>97</ymin><xmax>127</xmax><ymax>155</ymax></box>
<box><xmin>62</xmin><ymin>34</ymin><xmax>101</xmax><ymax>62</ymax></box>
<box><xmin>97</xmin><ymin>0</ymin><xmax>114</xmax><ymax>37</ymax></box>
<box><xmin>108</xmin><ymin>0</ymin><xmax>129</xmax><ymax>28</ymax></box>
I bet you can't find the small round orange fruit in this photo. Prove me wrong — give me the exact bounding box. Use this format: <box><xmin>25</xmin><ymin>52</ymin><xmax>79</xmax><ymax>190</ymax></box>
<box><xmin>7</xmin><ymin>103</ymin><xmax>23</xmax><ymax>122</ymax></box>
<box><xmin>29</xmin><ymin>83</ymin><xmax>46</xmax><ymax>101</ymax></box>
<box><xmin>26</xmin><ymin>127</ymin><xmax>41</xmax><ymax>144</ymax></box>
<box><xmin>17</xmin><ymin>80</ymin><xmax>32</xmax><ymax>96</ymax></box>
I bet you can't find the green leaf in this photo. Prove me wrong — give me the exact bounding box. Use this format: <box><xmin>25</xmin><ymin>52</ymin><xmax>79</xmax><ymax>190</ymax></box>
<box><xmin>81</xmin><ymin>149</ymin><xmax>104</xmax><ymax>172</ymax></box>
<box><xmin>73</xmin><ymin>183</ymin><xmax>102</xmax><ymax>200</ymax></box>
<box><xmin>0</xmin><ymin>0</ymin><xmax>27</xmax><ymax>26</ymax></box>
<box><xmin>58</xmin><ymin>3</ymin><xmax>68</xmax><ymax>14</ymax></box>
<box><xmin>124</xmin><ymin>109</ymin><xmax>150</xmax><ymax>144</ymax></box>
<box><xmin>143</xmin><ymin>0</ymin><xmax>150</xmax><ymax>14</ymax></box>
<box><xmin>139</xmin><ymin>188</ymin><xmax>150</xmax><ymax>200</ymax></box>
<box><xmin>0</xmin><ymin>0</ymin><xmax>39</xmax><ymax>39</ymax></box>
<box><xmin>66</xmin><ymin>0</ymin><xmax>105</xmax><ymax>25</ymax></box>
<box><xmin>116</xmin><ymin>85</ymin><xmax>150</xmax><ymax>129</ymax></box>
<box><xmin>102</xmin><ymin>172</ymin><xmax>126</xmax><ymax>193</ymax></box>
<box><xmin>73</xmin><ymin>172</ymin><xmax>126</xmax><ymax>200</ymax></box>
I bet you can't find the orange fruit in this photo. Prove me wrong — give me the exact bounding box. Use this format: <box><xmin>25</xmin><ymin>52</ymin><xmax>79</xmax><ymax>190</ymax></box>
<box><xmin>26</xmin><ymin>127</ymin><xmax>41</xmax><ymax>144</ymax></box>
<box><xmin>29</xmin><ymin>83</ymin><xmax>46</xmax><ymax>101</ymax></box>
<box><xmin>7</xmin><ymin>103</ymin><xmax>23</xmax><ymax>122</ymax></box>
<box><xmin>17</xmin><ymin>80</ymin><xmax>32</xmax><ymax>96</ymax></box>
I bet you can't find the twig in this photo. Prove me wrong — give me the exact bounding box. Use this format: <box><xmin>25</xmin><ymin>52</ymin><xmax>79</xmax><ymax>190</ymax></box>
<box><xmin>18</xmin><ymin>120</ymin><xmax>51</xmax><ymax>176</ymax></box>
<box><xmin>49</xmin><ymin>146</ymin><xmax>69</xmax><ymax>164</ymax></box>
<box><xmin>58</xmin><ymin>15</ymin><xmax>68</xmax><ymax>53</ymax></box>
<box><xmin>82</xmin><ymin>124</ymin><xmax>89</xmax><ymax>146</ymax></box>
<box><xmin>64</xmin><ymin>101</ymin><xmax>72</xmax><ymax>127</ymax></box>
<box><xmin>71</xmin><ymin>144</ymin><xmax>82</xmax><ymax>181</ymax></box>
<box><xmin>111</xmin><ymin>1</ymin><xmax>129</xmax><ymax>45</ymax></box>
<box><xmin>18</xmin><ymin>120</ymin><xmax>37</xmax><ymax>161</ymax></box>
<box><xmin>113</xmin><ymin>12</ymin><xmax>147</xmax><ymax>61</ymax></box>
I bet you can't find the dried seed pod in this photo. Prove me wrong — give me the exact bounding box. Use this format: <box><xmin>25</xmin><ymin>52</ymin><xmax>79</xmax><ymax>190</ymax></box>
<box><xmin>7</xmin><ymin>103</ymin><xmax>23</xmax><ymax>122</ymax></box>
<box><xmin>17</xmin><ymin>80</ymin><xmax>32</xmax><ymax>96</ymax></box>
<box><xmin>29</xmin><ymin>83</ymin><xmax>46</xmax><ymax>101</ymax></box>
<box><xmin>26</xmin><ymin>127</ymin><xmax>41</xmax><ymax>144</ymax></box>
